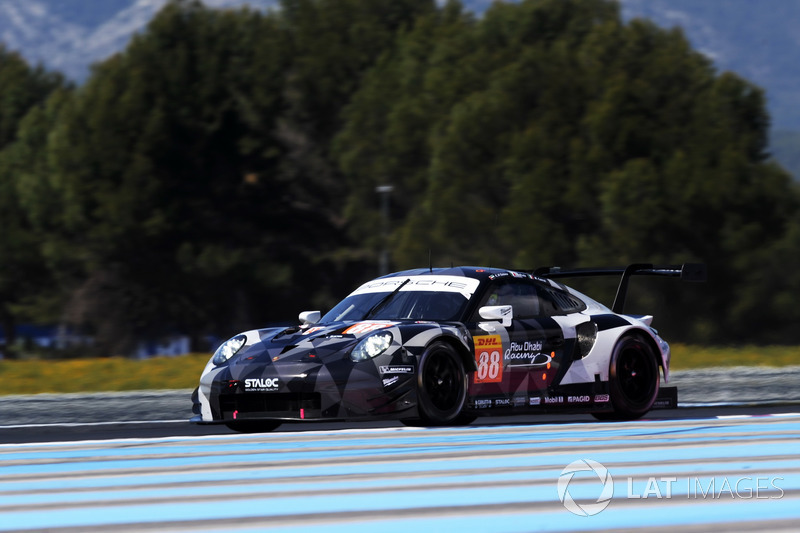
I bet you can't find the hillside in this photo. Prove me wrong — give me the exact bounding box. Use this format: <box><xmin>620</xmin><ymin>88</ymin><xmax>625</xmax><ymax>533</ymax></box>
<box><xmin>0</xmin><ymin>0</ymin><xmax>275</xmax><ymax>81</ymax></box>
<box><xmin>619</xmin><ymin>0</ymin><xmax>800</xmax><ymax>177</ymax></box>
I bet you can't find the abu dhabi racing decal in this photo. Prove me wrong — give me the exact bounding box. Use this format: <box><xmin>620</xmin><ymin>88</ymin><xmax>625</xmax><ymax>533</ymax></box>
<box><xmin>473</xmin><ymin>335</ymin><xmax>504</xmax><ymax>384</ymax></box>
<box><xmin>504</xmin><ymin>340</ymin><xmax>553</xmax><ymax>367</ymax></box>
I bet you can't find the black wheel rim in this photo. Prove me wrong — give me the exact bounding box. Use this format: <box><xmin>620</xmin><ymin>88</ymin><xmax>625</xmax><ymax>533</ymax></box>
<box><xmin>617</xmin><ymin>344</ymin><xmax>656</xmax><ymax>405</ymax></box>
<box><xmin>423</xmin><ymin>350</ymin><xmax>461</xmax><ymax>411</ymax></box>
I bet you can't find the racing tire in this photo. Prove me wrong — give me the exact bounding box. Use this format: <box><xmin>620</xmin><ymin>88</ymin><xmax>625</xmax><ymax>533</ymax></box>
<box><xmin>224</xmin><ymin>420</ymin><xmax>282</xmax><ymax>433</ymax></box>
<box><xmin>592</xmin><ymin>335</ymin><xmax>660</xmax><ymax>421</ymax></box>
<box><xmin>410</xmin><ymin>342</ymin><xmax>469</xmax><ymax>426</ymax></box>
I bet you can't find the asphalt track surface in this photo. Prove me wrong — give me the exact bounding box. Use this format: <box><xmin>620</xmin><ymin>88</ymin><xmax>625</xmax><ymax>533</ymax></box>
<box><xmin>1</xmin><ymin>405</ymin><xmax>799</xmax><ymax>532</ymax></box>
<box><xmin>1</xmin><ymin>367</ymin><xmax>800</xmax><ymax>532</ymax></box>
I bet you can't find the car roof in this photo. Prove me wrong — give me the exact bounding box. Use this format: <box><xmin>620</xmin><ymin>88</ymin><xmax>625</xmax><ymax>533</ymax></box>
<box><xmin>382</xmin><ymin>266</ymin><xmax>536</xmax><ymax>283</ymax></box>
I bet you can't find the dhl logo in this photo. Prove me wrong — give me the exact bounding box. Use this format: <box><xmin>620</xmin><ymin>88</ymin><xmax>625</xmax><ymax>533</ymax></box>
<box><xmin>474</xmin><ymin>335</ymin><xmax>502</xmax><ymax>348</ymax></box>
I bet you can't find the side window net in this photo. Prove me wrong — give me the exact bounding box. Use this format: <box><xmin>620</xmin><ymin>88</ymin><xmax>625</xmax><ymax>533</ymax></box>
<box><xmin>475</xmin><ymin>280</ymin><xmax>586</xmax><ymax>319</ymax></box>
<box><xmin>480</xmin><ymin>281</ymin><xmax>541</xmax><ymax>318</ymax></box>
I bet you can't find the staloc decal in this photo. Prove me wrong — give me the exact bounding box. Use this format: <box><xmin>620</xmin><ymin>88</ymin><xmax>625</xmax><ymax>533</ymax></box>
<box><xmin>244</xmin><ymin>378</ymin><xmax>279</xmax><ymax>391</ymax></box>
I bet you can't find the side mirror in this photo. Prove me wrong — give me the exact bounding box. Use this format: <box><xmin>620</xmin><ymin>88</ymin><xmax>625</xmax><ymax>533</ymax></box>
<box><xmin>478</xmin><ymin>305</ymin><xmax>513</xmax><ymax>328</ymax></box>
<box><xmin>299</xmin><ymin>310</ymin><xmax>321</xmax><ymax>325</ymax></box>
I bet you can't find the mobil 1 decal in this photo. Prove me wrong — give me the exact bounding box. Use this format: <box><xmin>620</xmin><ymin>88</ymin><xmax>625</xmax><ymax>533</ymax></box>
<box><xmin>473</xmin><ymin>335</ymin><xmax>503</xmax><ymax>384</ymax></box>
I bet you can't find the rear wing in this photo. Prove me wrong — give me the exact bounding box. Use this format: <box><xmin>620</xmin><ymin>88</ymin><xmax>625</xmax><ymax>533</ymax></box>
<box><xmin>532</xmin><ymin>263</ymin><xmax>706</xmax><ymax>314</ymax></box>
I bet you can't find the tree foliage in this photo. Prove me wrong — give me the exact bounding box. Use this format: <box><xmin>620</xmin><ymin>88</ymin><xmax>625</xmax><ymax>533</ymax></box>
<box><xmin>0</xmin><ymin>46</ymin><xmax>67</xmax><ymax>356</ymax></box>
<box><xmin>1</xmin><ymin>0</ymin><xmax>799</xmax><ymax>354</ymax></box>
<box><xmin>334</xmin><ymin>0</ymin><xmax>800</xmax><ymax>342</ymax></box>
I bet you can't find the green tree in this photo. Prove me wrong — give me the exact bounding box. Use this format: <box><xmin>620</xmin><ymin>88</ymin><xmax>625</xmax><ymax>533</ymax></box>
<box><xmin>14</xmin><ymin>2</ymin><xmax>292</xmax><ymax>354</ymax></box>
<box><xmin>6</xmin><ymin>0</ymin><xmax>800</xmax><ymax>351</ymax></box>
<box><xmin>12</xmin><ymin>0</ymin><xmax>435</xmax><ymax>354</ymax></box>
<box><xmin>0</xmin><ymin>47</ymin><xmax>67</xmax><ymax>357</ymax></box>
<box><xmin>336</xmin><ymin>0</ymin><xmax>800</xmax><ymax>343</ymax></box>
<box><xmin>334</xmin><ymin>1</ymin><xmax>478</xmax><ymax>267</ymax></box>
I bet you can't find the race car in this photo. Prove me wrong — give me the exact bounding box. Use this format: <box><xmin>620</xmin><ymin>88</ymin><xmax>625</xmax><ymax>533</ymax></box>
<box><xmin>191</xmin><ymin>263</ymin><xmax>705</xmax><ymax>432</ymax></box>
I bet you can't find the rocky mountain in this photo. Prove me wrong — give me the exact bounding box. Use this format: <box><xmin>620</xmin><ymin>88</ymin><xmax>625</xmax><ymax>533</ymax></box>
<box><xmin>619</xmin><ymin>0</ymin><xmax>800</xmax><ymax>177</ymax></box>
<box><xmin>0</xmin><ymin>0</ymin><xmax>276</xmax><ymax>81</ymax></box>
<box><xmin>466</xmin><ymin>0</ymin><xmax>800</xmax><ymax>176</ymax></box>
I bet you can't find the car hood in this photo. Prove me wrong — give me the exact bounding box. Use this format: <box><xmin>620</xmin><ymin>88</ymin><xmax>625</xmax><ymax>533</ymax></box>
<box><xmin>230</xmin><ymin>320</ymin><xmax>402</xmax><ymax>366</ymax></box>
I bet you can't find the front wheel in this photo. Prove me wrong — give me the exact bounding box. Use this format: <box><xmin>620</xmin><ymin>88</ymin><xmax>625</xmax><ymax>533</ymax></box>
<box><xmin>410</xmin><ymin>342</ymin><xmax>469</xmax><ymax>426</ymax></box>
<box><xmin>593</xmin><ymin>335</ymin><xmax>660</xmax><ymax>421</ymax></box>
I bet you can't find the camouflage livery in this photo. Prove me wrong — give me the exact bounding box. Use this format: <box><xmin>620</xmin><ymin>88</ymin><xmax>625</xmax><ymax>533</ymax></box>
<box><xmin>195</xmin><ymin>320</ymin><xmax>469</xmax><ymax>422</ymax></box>
<box><xmin>192</xmin><ymin>265</ymin><xmax>700</xmax><ymax>431</ymax></box>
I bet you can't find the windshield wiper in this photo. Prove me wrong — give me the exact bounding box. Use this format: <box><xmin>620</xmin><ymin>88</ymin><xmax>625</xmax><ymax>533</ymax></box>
<box><xmin>362</xmin><ymin>278</ymin><xmax>410</xmax><ymax>320</ymax></box>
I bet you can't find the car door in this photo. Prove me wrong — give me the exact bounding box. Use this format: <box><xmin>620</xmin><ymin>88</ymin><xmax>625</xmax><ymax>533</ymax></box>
<box><xmin>467</xmin><ymin>277</ymin><xmax>565</xmax><ymax>403</ymax></box>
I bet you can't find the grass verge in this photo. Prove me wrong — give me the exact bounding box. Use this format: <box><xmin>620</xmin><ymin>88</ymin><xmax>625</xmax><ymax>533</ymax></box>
<box><xmin>1</xmin><ymin>346</ymin><xmax>799</xmax><ymax>396</ymax></box>
<box><xmin>669</xmin><ymin>344</ymin><xmax>800</xmax><ymax>369</ymax></box>
<box><xmin>0</xmin><ymin>354</ymin><xmax>210</xmax><ymax>395</ymax></box>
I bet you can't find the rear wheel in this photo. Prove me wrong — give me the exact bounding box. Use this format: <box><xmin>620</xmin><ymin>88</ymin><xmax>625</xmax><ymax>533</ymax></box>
<box><xmin>224</xmin><ymin>420</ymin><xmax>282</xmax><ymax>433</ymax></box>
<box><xmin>592</xmin><ymin>335</ymin><xmax>660</xmax><ymax>421</ymax></box>
<box><xmin>408</xmin><ymin>342</ymin><xmax>469</xmax><ymax>426</ymax></box>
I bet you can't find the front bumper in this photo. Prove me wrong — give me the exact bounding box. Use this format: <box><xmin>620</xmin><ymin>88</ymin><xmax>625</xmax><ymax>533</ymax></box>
<box><xmin>192</xmin><ymin>364</ymin><xmax>418</xmax><ymax>423</ymax></box>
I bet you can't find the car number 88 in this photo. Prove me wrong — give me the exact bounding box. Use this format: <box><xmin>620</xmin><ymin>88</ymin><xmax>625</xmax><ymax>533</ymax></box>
<box><xmin>477</xmin><ymin>350</ymin><xmax>501</xmax><ymax>380</ymax></box>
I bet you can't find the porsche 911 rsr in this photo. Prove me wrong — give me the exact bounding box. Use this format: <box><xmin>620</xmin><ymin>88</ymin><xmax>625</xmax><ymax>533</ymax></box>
<box><xmin>191</xmin><ymin>264</ymin><xmax>704</xmax><ymax>432</ymax></box>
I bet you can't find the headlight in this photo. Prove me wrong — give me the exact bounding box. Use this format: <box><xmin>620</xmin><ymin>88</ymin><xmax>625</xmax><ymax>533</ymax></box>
<box><xmin>212</xmin><ymin>334</ymin><xmax>247</xmax><ymax>365</ymax></box>
<box><xmin>350</xmin><ymin>331</ymin><xmax>393</xmax><ymax>362</ymax></box>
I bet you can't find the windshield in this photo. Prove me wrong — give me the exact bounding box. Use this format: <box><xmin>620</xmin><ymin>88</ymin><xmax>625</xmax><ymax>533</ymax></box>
<box><xmin>320</xmin><ymin>290</ymin><xmax>470</xmax><ymax>323</ymax></box>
